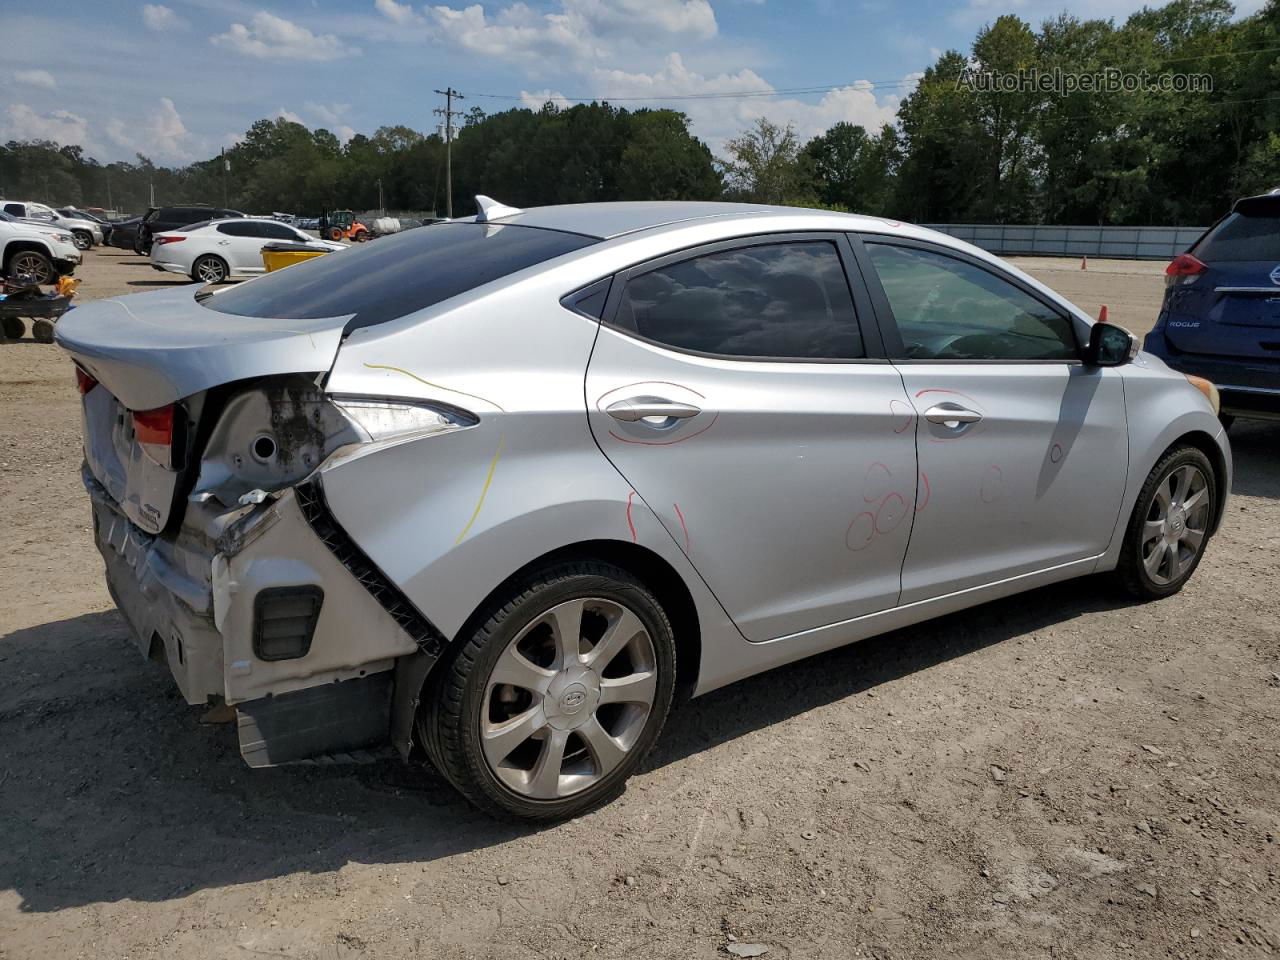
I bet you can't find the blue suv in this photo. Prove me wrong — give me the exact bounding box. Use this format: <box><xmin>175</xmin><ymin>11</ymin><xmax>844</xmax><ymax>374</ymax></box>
<box><xmin>1144</xmin><ymin>191</ymin><xmax>1280</xmax><ymax>425</ymax></box>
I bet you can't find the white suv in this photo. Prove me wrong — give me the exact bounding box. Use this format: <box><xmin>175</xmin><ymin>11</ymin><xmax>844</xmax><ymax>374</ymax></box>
<box><xmin>0</xmin><ymin>211</ymin><xmax>82</xmax><ymax>283</ymax></box>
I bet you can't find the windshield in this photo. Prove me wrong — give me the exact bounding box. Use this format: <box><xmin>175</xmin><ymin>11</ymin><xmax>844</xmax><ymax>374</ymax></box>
<box><xmin>202</xmin><ymin>222</ymin><xmax>597</xmax><ymax>332</ymax></box>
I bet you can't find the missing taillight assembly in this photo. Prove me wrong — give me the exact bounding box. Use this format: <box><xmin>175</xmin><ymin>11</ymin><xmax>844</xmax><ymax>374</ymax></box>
<box><xmin>133</xmin><ymin>404</ymin><xmax>177</xmax><ymax>469</ymax></box>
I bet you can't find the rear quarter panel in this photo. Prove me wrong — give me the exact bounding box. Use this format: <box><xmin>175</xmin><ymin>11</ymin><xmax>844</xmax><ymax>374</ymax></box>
<box><xmin>321</xmin><ymin>264</ymin><xmax>746</xmax><ymax>691</ymax></box>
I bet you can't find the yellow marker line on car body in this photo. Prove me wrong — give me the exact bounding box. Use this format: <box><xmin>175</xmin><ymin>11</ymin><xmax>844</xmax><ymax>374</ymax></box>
<box><xmin>362</xmin><ymin>362</ymin><xmax>506</xmax><ymax>412</ymax></box>
<box><xmin>455</xmin><ymin>437</ymin><xmax>505</xmax><ymax>545</ymax></box>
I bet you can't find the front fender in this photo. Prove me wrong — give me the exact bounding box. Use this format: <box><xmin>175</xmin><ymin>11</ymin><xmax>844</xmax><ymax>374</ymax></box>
<box><xmin>1097</xmin><ymin>360</ymin><xmax>1232</xmax><ymax>570</ymax></box>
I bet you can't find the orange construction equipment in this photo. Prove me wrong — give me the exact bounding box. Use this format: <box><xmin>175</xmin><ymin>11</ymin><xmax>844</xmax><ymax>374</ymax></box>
<box><xmin>325</xmin><ymin>210</ymin><xmax>369</xmax><ymax>242</ymax></box>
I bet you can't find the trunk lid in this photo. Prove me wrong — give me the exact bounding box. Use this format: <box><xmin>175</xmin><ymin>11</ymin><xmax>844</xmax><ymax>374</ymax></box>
<box><xmin>57</xmin><ymin>285</ymin><xmax>350</xmax><ymax>532</ymax></box>
<box><xmin>1163</xmin><ymin>259</ymin><xmax>1280</xmax><ymax>359</ymax></box>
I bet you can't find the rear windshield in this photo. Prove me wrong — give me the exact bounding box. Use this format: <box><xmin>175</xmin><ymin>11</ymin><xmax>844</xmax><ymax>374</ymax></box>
<box><xmin>1194</xmin><ymin>211</ymin><xmax>1280</xmax><ymax>262</ymax></box>
<box><xmin>202</xmin><ymin>222</ymin><xmax>597</xmax><ymax>331</ymax></box>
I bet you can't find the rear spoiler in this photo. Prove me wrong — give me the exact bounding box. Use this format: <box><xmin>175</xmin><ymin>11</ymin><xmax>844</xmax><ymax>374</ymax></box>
<box><xmin>1232</xmin><ymin>192</ymin><xmax>1280</xmax><ymax>217</ymax></box>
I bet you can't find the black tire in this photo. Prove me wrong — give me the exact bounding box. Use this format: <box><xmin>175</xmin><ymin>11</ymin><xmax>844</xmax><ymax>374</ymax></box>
<box><xmin>191</xmin><ymin>255</ymin><xmax>229</xmax><ymax>284</ymax></box>
<box><xmin>1115</xmin><ymin>444</ymin><xmax>1217</xmax><ymax>600</ymax></box>
<box><xmin>71</xmin><ymin>230</ymin><xmax>92</xmax><ymax>251</ymax></box>
<box><xmin>6</xmin><ymin>249</ymin><xmax>54</xmax><ymax>285</ymax></box>
<box><xmin>1</xmin><ymin>316</ymin><xmax>25</xmax><ymax>339</ymax></box>
<box><xmin>419</xmin><ymin>560</ymin><xmax>676</xmax><ymax>822</ymax></box>
<box><xmin>31</xmin><ymin>319</ymin><xmax>55</xmax><ymax>344</ymax></box>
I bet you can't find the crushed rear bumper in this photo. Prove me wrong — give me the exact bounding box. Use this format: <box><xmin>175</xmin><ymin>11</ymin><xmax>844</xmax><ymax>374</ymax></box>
<box><xmin>84</xmin><ymin>464</ymin><xmax>426</xmax><ymax>764</ymax></box>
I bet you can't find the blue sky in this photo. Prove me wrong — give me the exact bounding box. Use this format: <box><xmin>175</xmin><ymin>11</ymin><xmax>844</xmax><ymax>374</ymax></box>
<box><xmin>1</xmin><ymin>0</ymin><xmax>1267</xmax><ymax>166</ymax></box>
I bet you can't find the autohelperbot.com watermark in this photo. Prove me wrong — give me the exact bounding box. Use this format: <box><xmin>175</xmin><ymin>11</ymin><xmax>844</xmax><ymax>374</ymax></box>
<box><xmin>956</xmin><ymin>66</ymin><xmax>1213</xmax><ymax>95</ymax></box>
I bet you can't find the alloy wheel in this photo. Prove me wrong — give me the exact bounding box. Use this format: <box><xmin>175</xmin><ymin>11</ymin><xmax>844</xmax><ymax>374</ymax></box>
<box><xmin>480</xmin><ymin>597</ymin><xmax>658</xmax><ymax>800</ymax></box>
<box><xmin>196</xmin><ymin>258</ymin><xmax>226</xmax><ymax>283</ymax></box>
<box><xmin>1141</xmin><ymin>463</ymin><xmax>1210</xmax><ymax>585</ymax></box>
<box><xmin>10</xmin><ymin>253</ymin><xmax>52</xmax><ymax>284</ymax></box>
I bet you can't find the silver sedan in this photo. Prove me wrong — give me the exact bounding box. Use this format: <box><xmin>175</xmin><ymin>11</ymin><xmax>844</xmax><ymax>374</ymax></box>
<box><xmin>57</xmin><ymin>199</ymin><xmax>1230</xmax><ymax>820</ymax></box>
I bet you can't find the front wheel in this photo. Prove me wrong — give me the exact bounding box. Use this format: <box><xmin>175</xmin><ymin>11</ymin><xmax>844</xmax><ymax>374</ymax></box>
<box><xmin>6</xmin><ymin>250</ymin><xmax>54</xmax><ymax>285</ymax></box>
<box><xmin>71</xmin><ymin>231</ymin><xmax>92</xmax><ymax>251</ymax></box>
<box><xmin>419</xmin><ymin>561</ymin><xmax>676</xmax><ymax>821</ymax></box>
<box><xmin>1115</xmin><ymin>445</ymin><xmax>1217</xmax><ymax>600</ymax></box>
<box><xmin>191</xmin><ymin>255</ymin><xmax>228</xmax><ymax>284</ymax></box>
<box><xmin>31</xmin><ymin>319</ymin><xmax>55</xmax><ymax>343</ymax></box>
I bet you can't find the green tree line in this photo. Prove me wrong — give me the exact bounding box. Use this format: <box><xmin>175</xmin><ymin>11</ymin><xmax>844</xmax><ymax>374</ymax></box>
<box><xmin>1</xmin><ymin>0</ymin><xmax>1275</xmax><ymax>226</ymax></box>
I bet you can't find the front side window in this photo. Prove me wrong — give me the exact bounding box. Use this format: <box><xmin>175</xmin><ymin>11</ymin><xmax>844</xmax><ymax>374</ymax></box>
<box><xmin>866</xmin><ymin>243</ymin><xmax>1078</xmax><ymax>361</ymax></box>
<box><xmin>614</xmin><ymin>241</ymin><xmax>864</xmax><ymax>360</ymax></box>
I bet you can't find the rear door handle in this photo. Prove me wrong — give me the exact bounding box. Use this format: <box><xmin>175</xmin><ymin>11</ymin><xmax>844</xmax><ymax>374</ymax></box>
<box><xmin>925</xmin><ymin>403</ymin><xmax>983</xmax><ymax>425</ymax></box>
<box><xmin>605</xmin><ymin>397</ymin><xmax>701</xmax><ymax>422</ymax></box>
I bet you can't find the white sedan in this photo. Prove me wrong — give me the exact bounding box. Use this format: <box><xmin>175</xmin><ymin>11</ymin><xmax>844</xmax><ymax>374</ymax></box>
<box><xmin>150</xmin><ymin>218</ymin><xmax>345</xmax><ymax>283</ymax></box>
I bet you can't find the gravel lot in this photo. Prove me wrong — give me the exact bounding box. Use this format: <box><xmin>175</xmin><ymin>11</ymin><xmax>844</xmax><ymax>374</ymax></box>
<box><xmin>1</xmin><ymin>247</ymin><xmax>1277</xmax><ymax>960</ymax></box>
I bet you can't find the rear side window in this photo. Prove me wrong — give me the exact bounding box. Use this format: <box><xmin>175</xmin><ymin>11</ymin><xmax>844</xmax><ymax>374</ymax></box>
<box><xmin>216</xmin><ymin>221</ymin><xmax>257</xmax><ymax>237</ymax></box>
<box><xmin>3</xmin><ymin>203</ymin><xmax>23</xmax><ymax>216</ymax></box>
<box><xmin>203</xmin><ymin>222</ymin><xmax>597</xmax><ymax>331</ymax></box>
<box><xmin>1194</xmin><ymin>212</ymin><xmax>1280</xmax><ymax>262</ymax></box>
<box><xmin>614</xmin><ymin>241</ymin><xmax>864</xmax><ymax>360</ymax></box>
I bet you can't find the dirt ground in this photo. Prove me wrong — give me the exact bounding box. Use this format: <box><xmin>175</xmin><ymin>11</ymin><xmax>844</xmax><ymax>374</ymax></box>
<box><xmin>1</xmin><ymin>248</ymin><xmax>1277</xmax><ymax>960</ymax></box>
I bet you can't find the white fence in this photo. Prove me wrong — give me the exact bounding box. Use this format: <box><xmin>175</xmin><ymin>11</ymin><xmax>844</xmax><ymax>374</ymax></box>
<box><xmin>922</xmin><ymin>223</ymin><xmax>1208</xmax><ymax>260</ymax></box>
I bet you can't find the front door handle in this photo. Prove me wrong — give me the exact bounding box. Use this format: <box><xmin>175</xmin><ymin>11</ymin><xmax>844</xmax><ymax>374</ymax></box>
<box><xmin>924</xmin><ymin>403</ymin><xmax>983</xmax><ymax>426</ymax></box>
<box><xmin>605</xmin><ymin>397</ymin><xmax>701</xmax><ymax>422</ymax></box>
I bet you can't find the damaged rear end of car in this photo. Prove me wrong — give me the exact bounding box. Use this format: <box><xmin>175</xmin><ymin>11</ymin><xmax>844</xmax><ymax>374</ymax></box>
<box><xmin>57</xmin><ymin>221</ymin><xmax>603</xmax><ymax>769</ymax></box>
<box><xmin>56</xmin><ymin>310</ymin><xmax>468</xmax><ymax>768</ymax></box>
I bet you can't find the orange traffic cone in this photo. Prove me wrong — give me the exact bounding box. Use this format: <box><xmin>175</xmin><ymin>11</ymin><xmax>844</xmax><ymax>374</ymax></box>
<box><xmin>1081</xmin><ymin>256</ymin><xmax>1088</xmax><ymax>270</ymax></box>
<box><xmin>1097</xmin><ymin>304</ymin><xmax>1108</xmax><ymax>323</ymax></box>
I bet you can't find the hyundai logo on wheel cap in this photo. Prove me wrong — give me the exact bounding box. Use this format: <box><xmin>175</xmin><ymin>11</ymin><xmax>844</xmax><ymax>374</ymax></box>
<box><xmin>1270</xmin><ymin>264</ymin><xmax>1280</xmax><ymax>285</ymax></box>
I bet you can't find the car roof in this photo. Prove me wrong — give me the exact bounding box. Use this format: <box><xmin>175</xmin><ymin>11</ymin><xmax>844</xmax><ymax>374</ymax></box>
<box><xmin>484</xmin><ymin>200</ymin><xmax>923</xmax><ymax>241</ymax></box>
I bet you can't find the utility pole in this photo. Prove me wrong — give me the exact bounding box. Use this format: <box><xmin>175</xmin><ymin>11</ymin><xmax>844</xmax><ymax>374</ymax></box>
<box><xmin>376</xmin><ymin>177</ymin><xmax>384</xmax><ymax>216</ymax></box>
<box><xmin>433</xmin><ymin>87</ymin><xmax>464</xmax><ymax>218</ymax></box>
<box><xmin>149</xmin><ymin>179</ymin><xmax>155</xmax><ymax>209</ymax></box>
<box><xmin>221</xmin><ymin>148</ymin><xmax>230</xmax><ymax>208</ymax></box>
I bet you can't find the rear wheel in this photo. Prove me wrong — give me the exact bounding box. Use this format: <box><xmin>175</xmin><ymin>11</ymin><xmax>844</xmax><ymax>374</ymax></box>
<box><xmin>6</xmin><ymin>250</ymin><xmax>54</xmax><ymax>285</ymax></box>
<box><xmin>1116</xmin><ymin>445</ymin><xmax>1217</xmax><ymax>599</ymax></box>
<box><xmin>191</xmin><ymin>255</ymin><xmax>228</xmax><ymax>284</ymax></box>
<box><xmin>71</xmin><ymin>230</ymin><xmax>92</xmax><ymax>251</ymax></box>
<box><xmin>1</xmin><ymin>317</ymin><xmax>25</xmax><ymax>339</ymax></box>
<box><xmin>419</xmin><ymin>561</ymin><xmax>676</xmax><ymax>821</ymax></box>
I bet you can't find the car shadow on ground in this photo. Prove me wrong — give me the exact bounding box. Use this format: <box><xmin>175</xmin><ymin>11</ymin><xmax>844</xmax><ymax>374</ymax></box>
<box><xmin>1</xmin><ymin>439</ymin><xmax>1272</xmax><ymax>914</ymax></box>
<box><xmin>126</xmin><ymin>279</ymin><xmax>192</xmax><ymax>287</ymax></box>
<box><xmin>1224</xmin><ymin>419</ymin><xmax>1280</xmax><ymax>499</ymax></box>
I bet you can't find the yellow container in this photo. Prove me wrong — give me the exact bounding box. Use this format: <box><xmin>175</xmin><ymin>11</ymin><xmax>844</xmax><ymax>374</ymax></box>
<box><xmin>261</xmin><ymin>244</ymin><xmax>330</xmax><ymax>273</ymax></box>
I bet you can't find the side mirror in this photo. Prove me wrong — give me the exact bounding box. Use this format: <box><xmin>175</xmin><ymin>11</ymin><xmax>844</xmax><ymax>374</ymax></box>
<box><xmin>1084</xmin><ymin>322</ymin><xmax>1139</xmax><ymax>367</ymax></box>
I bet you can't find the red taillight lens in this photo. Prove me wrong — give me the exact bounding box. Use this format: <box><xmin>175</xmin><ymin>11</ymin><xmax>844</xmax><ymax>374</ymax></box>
<box><xmin>74</xmin><ymin>366</ymin><xmax>98</xmax><ymax>396</ymax></box>
<box><xmin>156</xmin><ymin>236</ymin><xmax>185</xmax><ymax>245</ymax></box>
<box><xmin>133</xmin><ymin>404</ymin><xmax>175</xmax><ymax>469</ymax></box>
<box><xmin>1165</xmin><ymin>253</ymin><xmax>1207</xmax><ymax>286</ymax></box>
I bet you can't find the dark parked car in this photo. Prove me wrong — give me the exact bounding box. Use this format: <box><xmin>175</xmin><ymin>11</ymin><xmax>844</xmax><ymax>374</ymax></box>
<box><xmin>1144</xmin><ymin>190</ymin><xmax>1280</xmax><ymax>425</ymax></box>
<box><xmin>136</xmin><ymin>205</ymin><xmax>243</xmax><ymax>255</ymax></box>
<box><xmin>107</xmin><ymin>216</ymin><xmax>143</xmax><ymax>251</ymax></box>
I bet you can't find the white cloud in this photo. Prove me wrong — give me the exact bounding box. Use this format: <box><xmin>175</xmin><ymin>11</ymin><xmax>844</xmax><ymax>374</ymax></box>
<box><xmin>102</xmin><ymin>100</ymin><xmax>198</xmax><ymax>163</ymax></box>
<box><xmin>13</xmin><ymin>69</ymin><xmax>57</xmax><ymax>89</ymax></box>
<box><xmin>1</xmin><ymin>104</ymin><xmax>91</xmax><ymax>147</ymax></box>
<box><xmin>305</xmin><ymin>101</ymin><xmax>352</xmax><ymax>127</ymax></box>
<box><xmin>423</xmin><ymin>0</ymin><xmax>715</xmax><ymax>61</ymax></box>
<box><xmin>211</xmin><ymin>12</ymin><xmax>357</xmax><ymax>61</ymax></box>
<box><xmin>334</xmin><ymin>125</ymin><xmax>357</xmax><ymax>144</ymax></box>
<box><xmin>573</xmin><ymin>53</ymin><xmax>902</xmax><ymax>152</ymax></box>
<box><xmin>374</xmin><ymin>0</ymin><xmax>419</xmax><ymax>24</ymax></box>
<box><xmin>141</xmin><ymin>4</ymin><xmax>184</xmax><ymax>31</ymax></box>
<box><xmin>274</xmin><ymin>108</ymin><xmax>306</xmax><ymax>124</ymax></box>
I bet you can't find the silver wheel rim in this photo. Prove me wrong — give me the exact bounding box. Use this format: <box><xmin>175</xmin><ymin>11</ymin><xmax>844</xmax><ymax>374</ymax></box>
<box><xmin>196</xmin><ymin>259</ymin><xmax>224</xmax><ymax>283</ymax></box>
<box><xmin>73</xmin><ymin>234</ymin><xmax>90</xmax><ymax>250</ymax></box>
<box><xmin>481</xmin><ymin>597</ymin><xmax>657</xmax><ymax>800</ymax></box>
<box><xmin>1142</xmin><ymin>463</ymin><xmax>1210</xmax><ymax>585</ymax></box>
<box><xmin>11</xmin><ymin>253</ymin><xmax>51</xmax><ymax>284</ymax></box>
